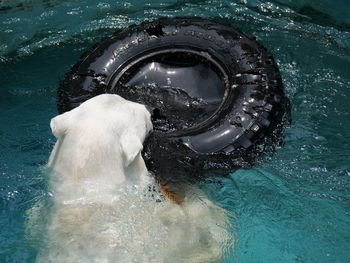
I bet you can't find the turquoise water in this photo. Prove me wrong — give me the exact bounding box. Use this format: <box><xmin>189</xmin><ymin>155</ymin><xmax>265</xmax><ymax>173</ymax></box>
<box><xmin>0</xmin><ymin>0</ymin><xmax>349</xmax><ymax>262</ymax></box>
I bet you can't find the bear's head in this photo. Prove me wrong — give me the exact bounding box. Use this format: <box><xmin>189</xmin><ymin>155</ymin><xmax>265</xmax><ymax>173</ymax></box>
<box><xmin>48</xmin><ymin>94</ymin><xmax>153</xmax><ymax>186</ymax></box>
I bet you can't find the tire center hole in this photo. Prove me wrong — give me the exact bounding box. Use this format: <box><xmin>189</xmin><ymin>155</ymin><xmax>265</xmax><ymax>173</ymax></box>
<box><xmin>116</xmin><ymin>52</ymin><xmax>226</xmax><ymax>132</ymax></box>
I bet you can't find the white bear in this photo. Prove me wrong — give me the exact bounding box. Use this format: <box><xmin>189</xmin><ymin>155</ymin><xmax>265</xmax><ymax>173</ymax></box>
<box><xmin>28</xmin><ymin>94</ymin><xmax>232</xmax><ymax>263</ymax></box>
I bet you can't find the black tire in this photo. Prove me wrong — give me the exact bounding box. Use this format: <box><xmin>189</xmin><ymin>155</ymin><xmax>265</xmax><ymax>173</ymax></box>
<box><xmin>59</xmin><ymin>17</ymin><xmax>291</xmax><ymax>181</ymax></box>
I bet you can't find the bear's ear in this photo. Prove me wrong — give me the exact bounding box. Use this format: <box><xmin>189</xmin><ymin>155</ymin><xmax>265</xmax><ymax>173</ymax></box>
<box><xmin>120</xmin><ymin>131</ymin><xmax>143</xmax><ymax>167</ymax></box>
<box><xmin>50</xmin><ymin>113</ymin><xmax>69</xmax><ymax>139</ymax></box>
<box><xmin>144</xmin><ymin>109</ymin><xmax>153</xmax><ymax>134</ymax></box>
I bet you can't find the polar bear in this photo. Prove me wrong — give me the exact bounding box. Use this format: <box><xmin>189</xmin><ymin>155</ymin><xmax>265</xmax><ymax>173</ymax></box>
<box><xmin>28</xmin><ymin>94</ymin><xmax>231</xmax><ymax>263</ymax></box>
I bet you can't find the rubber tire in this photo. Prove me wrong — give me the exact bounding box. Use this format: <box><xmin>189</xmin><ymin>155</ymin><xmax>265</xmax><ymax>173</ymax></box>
<box><xmin>59</xmin><ymin>17</ymin><xmax>291</xmax><ymax>180</ymax></box>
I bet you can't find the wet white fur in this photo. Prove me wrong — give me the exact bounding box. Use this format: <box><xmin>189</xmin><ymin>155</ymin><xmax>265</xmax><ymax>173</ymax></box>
<box><xmin>47</xmin><ymin>94</ymin><xmax>153</xmax><ymax>205</ymax></box>
<box><xmin>29</xmin><ymin>94</ymin><xmax>230</xmax><ymax>263</ymax></box>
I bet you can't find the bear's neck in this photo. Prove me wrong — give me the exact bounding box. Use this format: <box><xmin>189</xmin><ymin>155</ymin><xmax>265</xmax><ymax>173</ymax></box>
<box><xmin>48</xmin><ymin>139</ymin><xmax>150</xmax><ymax>205</ymax></box>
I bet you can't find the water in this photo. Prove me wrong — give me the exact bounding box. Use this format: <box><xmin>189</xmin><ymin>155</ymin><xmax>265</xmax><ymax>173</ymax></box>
<box><xmin>0</xmin><ymin>0</ymin><xmax>349</xmax><ymax>262</ymax></box>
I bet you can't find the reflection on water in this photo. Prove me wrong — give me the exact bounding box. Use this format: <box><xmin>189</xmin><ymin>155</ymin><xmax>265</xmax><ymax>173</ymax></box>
<box><xmin>0</xmin><ymin>0</ymin><xmax>349</xmax><ymax>262</ymax></box>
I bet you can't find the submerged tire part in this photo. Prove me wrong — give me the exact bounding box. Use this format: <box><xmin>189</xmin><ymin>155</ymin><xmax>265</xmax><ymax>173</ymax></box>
<box><xmin>59</xmin><ymin>17</ymin><xmax>291</xmax><ymax>182</ymax></box>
